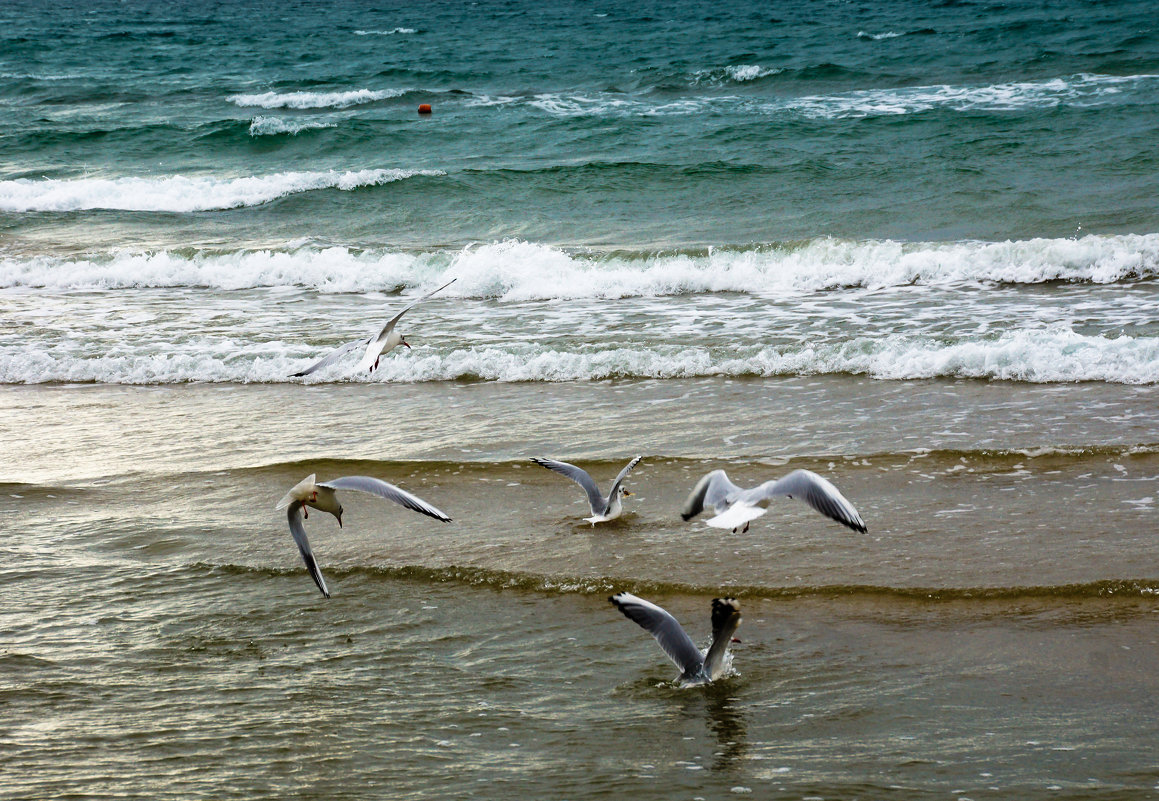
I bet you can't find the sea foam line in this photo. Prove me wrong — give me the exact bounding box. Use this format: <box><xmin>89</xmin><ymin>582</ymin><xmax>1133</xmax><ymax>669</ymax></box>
<box><xmin>507</xmin><ymin>72</ymin><xmax>1159</xmax><ymax>119</ymax></box>
<box><xmin>2</xmin><ymin>330</ymin><xmax>1156</xmax><ymax>385</ymax></box>
<box><xmin>2</xmin><ymin>234</ymin><xmax>1156</xmax><ymax>292</ymax></box>
<box><xmin>0</xmin><ymin>168</ymin><xmax>443</xmax><ymax>212</ymax></box>
<box><xmin>227</xmin><ymin>88</ymin><xmax>408</xmax><ymax>109</ymax></box>
<box><xmin>248</xmin><ymin>116</ymin><xmax>337</xmax><ymax>136</ymax></box>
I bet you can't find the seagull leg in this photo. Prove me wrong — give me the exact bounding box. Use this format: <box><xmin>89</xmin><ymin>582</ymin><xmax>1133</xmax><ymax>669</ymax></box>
<box><xmin>742</xmin><ymin>522</ymin><xmax>750</xmax><ymax>533</ymax></box>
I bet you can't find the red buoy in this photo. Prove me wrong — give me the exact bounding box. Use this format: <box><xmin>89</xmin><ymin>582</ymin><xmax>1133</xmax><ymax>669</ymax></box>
<box><xmin>417</xmin><ymin>104</ymin><xmax>432</xmax><ymax>115</ymax></box>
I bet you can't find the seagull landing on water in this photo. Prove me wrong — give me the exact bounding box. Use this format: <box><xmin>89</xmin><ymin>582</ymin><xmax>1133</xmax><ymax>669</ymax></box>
<box><xmin>681</xmin><ymin>468</ymin><xmax>866</xmax><ymax>534</ymax></box>
<box><xmin>610</xmin><ymin>592</ymin><xmax>742</xmax><ymax>686</ymax></box>
<box><xmin>291</xmin><ymin>278</ymin><xmax>456</xmax><ymax>378</ymax></box>
<box><xmin>530</xmin><ymin>456</ymin><xmax>642</xmax><ymax>524</ymax></box>
<box><xmin>275</xmin><ymin>474</ymin><xmax>452</xmax><ymax>597</ymax></box>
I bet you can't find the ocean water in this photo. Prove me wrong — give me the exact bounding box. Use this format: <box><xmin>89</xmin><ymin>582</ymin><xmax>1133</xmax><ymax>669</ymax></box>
<box><xmin>2</xmin><ymin>0</ymin><xmax>1159</xmax><ymax>799</ymax></box>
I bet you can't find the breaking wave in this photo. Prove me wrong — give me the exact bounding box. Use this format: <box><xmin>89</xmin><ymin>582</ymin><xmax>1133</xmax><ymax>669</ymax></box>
<box><xmin>0</xmin><ymin>168</ymin><xmax>443</xmax><ymax>212</ymax></box>
<box><xmin>3</xmin><ymin>234</ymin><xmax>1156</xmax><ymax>292</ymax></box>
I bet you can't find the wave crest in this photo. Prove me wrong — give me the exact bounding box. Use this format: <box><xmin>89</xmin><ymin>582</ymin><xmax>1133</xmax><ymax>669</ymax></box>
<box><xmin>227</xmin><ymin>88</ymin><xmax>408</xmax><ymax>109</ymax></box>
<box><xmin>0</xmin><ymin>168</ymin><xmax>443</xmax><ymax>212</ymax></box>
<box><xmin>5</xmin><ymin>234</ymin><xmax>1155</xmax><ymax>292</ymax></box>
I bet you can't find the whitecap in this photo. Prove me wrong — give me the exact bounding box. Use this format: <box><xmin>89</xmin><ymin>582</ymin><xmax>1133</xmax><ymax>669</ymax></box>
<box><xmin>247</xmin><ymin>116</ymin><xmax>337</xmax><ymax>136</ymax></box>
<box><xmin>227</xmin><ymin>88</ymin><xmax>408</xmax><ymax>109</ymax></box>
<box><xmin>0</xmin><ymin>168</ymin><xmax>444</xmax><ymax>212</ymax></box>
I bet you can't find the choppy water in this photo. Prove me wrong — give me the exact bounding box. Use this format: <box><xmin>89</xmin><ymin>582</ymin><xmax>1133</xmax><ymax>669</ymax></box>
<box><xmin>3</xmin><ymin>0</ymin><xmax>1159</xmax><ymax>799</ymax></box>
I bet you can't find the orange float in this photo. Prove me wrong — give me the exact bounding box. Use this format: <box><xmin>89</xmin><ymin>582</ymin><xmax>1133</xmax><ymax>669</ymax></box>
<box><xmin>417</xmin><ymin>104</ymin><xmax>432</xmax><ymax>115</ymax></box>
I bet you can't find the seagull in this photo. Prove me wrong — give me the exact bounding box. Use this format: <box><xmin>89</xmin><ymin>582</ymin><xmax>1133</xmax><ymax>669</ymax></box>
<box><xmin>274</xmin><ymin>474</ymin><xmax>452</xmax><ymax>597</ymax></box>
<box><xmin>530</xmin><ymin>456</ymin><xmax>642</xmax><ymax>524</ymax></box>
<box><xmin>291</xmin><ymin>278</ymin><xmax>456</xmax><ymax>377</ymax></box>
<box><xmin>609</xmin><ymin>592</ymin><xmax>741</xmax><ymax>686</ymax></box>
<box><xmin>681</xmin><ymin>468</ymin><xmax>866</xmax><ymax>534</ymax></box>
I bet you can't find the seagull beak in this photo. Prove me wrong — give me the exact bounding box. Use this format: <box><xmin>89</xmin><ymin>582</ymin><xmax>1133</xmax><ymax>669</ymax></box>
<box><xmin>622</xmin><ymin>490</ymin><xmax>633</xmax><ymax>497</ymax></box>
<box><xmin>402</xmin><ymin>339</ymin><xmax>411</xmax><ymax>349</ymax></box>
<box><xmin>731</xmin><ymin>637</ymin><xmax>742</xmax><ymax>643</ymax></box>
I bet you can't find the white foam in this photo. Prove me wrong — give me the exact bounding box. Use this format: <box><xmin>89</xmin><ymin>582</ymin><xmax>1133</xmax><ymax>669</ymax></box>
<box><xmin>724</xmin><ymin>65</ymin><xmax>778</xmax><ymax>82</ymax></box>
<box><xmin>784</xmin><ymin>73</ymin><xmax>1159</xmax><ymax>118</ymax></box>
<box><xmin>227</xmin><ymin>88</ymin><xmax>408</xmax><ymax>109</ymax></box>
<box><xmin>3</xmin><ymin>330</ymin><xmax>1155</xmax><ymax>385</ymax></box>
<box><xmin>354</xmin><ymin>28</ymin><xmax>416</xmax><ymax>35</ymax></box>
<box><xmin>3</xmin><ymin>234</ymin><xmax>1157</xmax><ymax>292</ymax></box>
<box><xmin>0</xmin><ymin>168</ymin><xmax>443</xmax><ymax>212</ymax></box>
<box><xmin>857</xmin><ymin>31</ymin><xmax>904</xmax><ymax>40</ymax></box>
<box><xmin>247</xmin><ymin>116</ymin><xmax>337</xmax><ymax>136</ymax></box>
<box><xmin>514</xmin><ymin>73</ymin><xmax>1158</xmax><ymax>119</ymax></box>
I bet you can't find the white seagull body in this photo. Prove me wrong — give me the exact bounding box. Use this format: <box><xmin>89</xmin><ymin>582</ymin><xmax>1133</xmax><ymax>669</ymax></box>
<box><xmin>681</xmin><ymin>468</ymin><xmax>866</xmax><ymax>534</ymax></box>
<box><xmin>531</xmin><ymin>456</ymin><xmax>642</xmax><ymax>524</ymax></box>
<box><xmin>292</xmin><ymin>278</ymin><xmax>456</xmax><ymax>377</ymax></box>
<box><xmin>610</xmin><ymin>592</ymin><xmax>742</xmax><ymax>686</ymax></box>
<box><xmin>275</xmin><ymin>473</ymin><xmax>452</xmax><ymax>597</ymax></box>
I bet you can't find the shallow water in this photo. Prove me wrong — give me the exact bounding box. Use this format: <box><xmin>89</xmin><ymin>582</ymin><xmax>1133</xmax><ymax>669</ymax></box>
<box><xmin>4</xmin><ymin>0</ymin><xmax>1159</xmax><ymax>797</ymax></box>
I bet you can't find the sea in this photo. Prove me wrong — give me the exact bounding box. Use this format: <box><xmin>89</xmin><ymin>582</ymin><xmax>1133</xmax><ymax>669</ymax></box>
<box><xmin>2</xmin><ymin>0</ymin><xmax>1158</xmax><ymax>798</ymax></box>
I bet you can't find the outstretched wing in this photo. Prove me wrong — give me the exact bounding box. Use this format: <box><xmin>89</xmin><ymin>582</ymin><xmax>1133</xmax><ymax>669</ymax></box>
<box><xmin>703</xmin><ymin>598</ymin><xmax>741</xmax><ymax>681</ymax></box>
<box><xmin>610</xmin><ymin>592</ymin><xmax>704</xmax><ymax>676</ymax></box>
<box><xmin>370</xmin><ymin>278</ymin><xmax>458</xmax><ymax>341</ymax></box>
<box><xmin>681</xmin><ymin>470</ymin><xmax>741</xmax><ymax>520</ymax></box>
<box><xmin>286</xmin><ymin>502</ymin><xmax>330</xmax><ymax>598</ymax></box>
<box><xmin>291</xmin><ymin>339</ymin><xmax>369</xmax><ymax>377</ymax></box>
<box><xmin>749</xmin><ymin>469</ymin><xmax>866</xmax><ymax>533</ymax></box>
<box><xmin>531</xmin><ymin>458</ymin><xmax>605</xmax><ymax>515</ymax></box>
<box><xmin>607</xmin><ymin>455</ymin><xmax>643</xmax><ymax>499</ymax></box>
<box><xmin>318</xmin><ymin>475</ymin><xmax>452</xmax><ymax>522</ymax></box>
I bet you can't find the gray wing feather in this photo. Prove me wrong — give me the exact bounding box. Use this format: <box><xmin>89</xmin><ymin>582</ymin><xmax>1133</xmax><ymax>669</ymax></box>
<box><xmin>681</xmin><ymin>470</ymin><xmax>740</xmax><ymax>520</ymax></box>
<box><xmin>702</xmin><ymin>598</ymin><xmax>741</xmax><ymax>681</ymax></box>
<box><xmin>291</xmin><ymin>338</ymin><xmax>369</xmax><ymax>377</ymax></box>
<box><xmin>531</xmin><ymin>458</ymin><xmax>606</xmax><ymax>515</ymax></box>
<box><xmin>610</xmin><ymin>592</ymin><xmax>705</xmax><ymax>675</ymax></box>
<box><xmin>752</xmin><ymin>469</ymin><xmax>867</xmax><ymax>533</ymax></box>
<box><xmin>606</xmin><ymin>455</ymin><xmax>643</xmax><ymax>499</ymax></box>
<box><xmin>287</xmin><ymin>502</ymin><xmax>330</xmax><ymax>598</ymax></box>
<box><xmin>319</xmin><ymin>476</ymin><xmax>452</xmax><ymax>522</ymax></box>
<box><xmin>372</xmin><ymin>278</ymin><xmax>457</xmax><ymax>340</ymax></box>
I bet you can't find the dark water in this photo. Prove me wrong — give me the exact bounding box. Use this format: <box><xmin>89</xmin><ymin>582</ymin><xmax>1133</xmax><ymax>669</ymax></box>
<box><xmin>3</xmin><ymin>0</ymin><xmax>1159</xmax><ymax>798</ymax></box>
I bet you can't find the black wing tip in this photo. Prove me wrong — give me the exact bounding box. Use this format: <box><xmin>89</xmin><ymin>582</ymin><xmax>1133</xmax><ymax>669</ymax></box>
<box><xmin>290</xmin><ymin>371</ymin><xmax>306</xmax><ymax>377</ymax></box>
<box><xmin>680</xmin><ymin>511</ymin><xmax>695</xmax><ymax>521</ymax></box>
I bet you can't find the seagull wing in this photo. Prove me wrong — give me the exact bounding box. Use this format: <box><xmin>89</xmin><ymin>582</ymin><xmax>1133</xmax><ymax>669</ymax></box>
<box><xmin>318</xmin><ymin>476</ymin><xmax>452</xmax><ymax>522</ymax></box>
<box><xmin>606</xmin><ymin>455</ymin><xmax>643</xmax><ymax>499</ymax></box>
<box><xmin>702</xmin><ymin>598</ymin><xmax>741</xmax><ymax>681</ymax></box>
<box><xmin>749</xmin><ymin>469</ymin><xmax>867</xmax><ymax>533</ymax></box>
<box><xmin>681</xmin><ymin>470</ymin><xmax>741</xmax><ymax>520</ymax></box>
<box><xmin>370</xmin><ymin>278</ymin><xmax>458</xmax><ymax>342</ymax></box>
<box><xmin>355</xmin><ymin>278</ymin><xmax>459</xmax><ymax>373</ymax></box>
<box><xmin>291</xmin><ymin>339</ymin><xmax>369</xmax><ymax>377</ymax></box>
<box><xmin>530</xmin><ymin>458</ymin><xmax>605</xmax><ymax>515</ymax></box>
<box><xmin>610</xmin><ymin>592</ymin><xmax>705</xmax><ymax>676</ymax></box>
<box><xmin>286</xmin><ymin>501</ymin><xmax>330</xmax><ymax>598</ymax></box>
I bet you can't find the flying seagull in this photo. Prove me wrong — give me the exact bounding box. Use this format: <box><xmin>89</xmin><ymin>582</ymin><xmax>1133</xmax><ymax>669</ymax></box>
<box><xmin>292</xmin><ymin>278</ymin><xmax>456</xmax><ymax>377</ymax></box>
<box><xmin>275</xmin><ymin>474</ymin><xmax>452</xmax><ymax>597</ymax></box>
<box><xmin>530</xmin><ymin>455</ymin><xmax>642</xmax><ymax>524</ymax></box>
<box><xmin>681</xmin><ymin>468</ymin><xmax>866</xmax><ymax>534</ymax></box>
<box><xmin>609</xmin><ymin>592</ymin><xmax>741</xmax><ymax>686</ymax></box>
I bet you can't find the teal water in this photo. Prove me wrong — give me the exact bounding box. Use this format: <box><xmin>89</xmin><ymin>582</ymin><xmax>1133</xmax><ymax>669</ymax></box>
<box><xmin>3</xmin><ymin>0</ymin><xmax>1159</xmax><ymax>248</ymax></box>
<box><xmin>3</xmin><ymin>2</ymin><xmax>1159</xmax><ymax>799</ymax></box>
